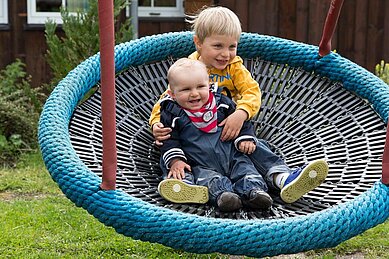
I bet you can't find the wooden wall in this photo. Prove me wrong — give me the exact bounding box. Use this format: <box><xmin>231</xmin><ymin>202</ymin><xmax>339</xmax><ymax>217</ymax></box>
<box><xmin>218</xmin><ymin>0</ymin><xmax>389</xmax><ymax>73</ymax></box>
<box><xmin>138</xmin><ymin>0</ymin><xmax>213</xmax><ymax>36</ymax></box>
<box><xmin>0</xmin><ymin>1</ymin><xmax>52</xmax><ymax>88</ymax></box>
<box><xmin>0</xmin><ymin>0</ymin><xmax>388</xmax><ymax>88</ymax></box>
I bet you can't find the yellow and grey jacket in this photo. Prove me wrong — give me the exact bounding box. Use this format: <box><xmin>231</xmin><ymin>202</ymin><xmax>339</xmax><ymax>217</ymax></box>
<box><xmin>149</xmin><ymin>51</ymin><xmax>261</xmax><ymax>127</ymax></box>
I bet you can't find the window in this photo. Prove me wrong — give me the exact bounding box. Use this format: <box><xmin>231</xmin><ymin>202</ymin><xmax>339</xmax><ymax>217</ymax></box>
<box><xmin>27</xmin><ymin>0</ymin><xmax>89</xmax><ymax>24</ymax></box>
<box><xmin>138</xmin><ymin>0</ymin><xmax>184</xmax><ymax>18</ymax></box>
<box><xmin>0</xmin><ymin>0</ymin><xmax>8</xmax><ymax>24</ymax></box>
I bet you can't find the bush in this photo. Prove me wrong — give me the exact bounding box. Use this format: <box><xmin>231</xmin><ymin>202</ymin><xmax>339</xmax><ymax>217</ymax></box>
<box><xmin>375</xmin><ymin>60</ymin><xmax>389</xmax><ymax>85</ymax></box>
<box><xmin>45</xmin><ymin>0</ymin><xmax>133</xmax><ymax>89</ymax></box>
<box><xmin>0</xmin><ymin>60</ymin><xmax>43</xmax><ymax>166</ymax></box>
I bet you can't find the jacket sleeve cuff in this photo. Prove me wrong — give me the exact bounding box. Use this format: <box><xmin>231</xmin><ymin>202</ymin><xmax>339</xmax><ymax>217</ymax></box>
<box><xmin>234</xmin><ymin>135</ymin><xmax>257</xmax><ymax>150</ymax></box>
<box><xmin>162</xmin><ymin>148</ymin><xmax>187</xmax><ymax>169</ymax></box>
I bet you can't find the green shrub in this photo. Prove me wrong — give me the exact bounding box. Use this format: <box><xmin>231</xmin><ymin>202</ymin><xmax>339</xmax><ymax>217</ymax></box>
<box><xmin>375</xmin><ymin>60</ymin><xmax>389</xmax><ymax>85</ymax></box>
<box><xmin>45</xmin><ymin>0</ymin><xmax>133</xmax><ymax>89</ymax></box>
<box><xmin>0</xmin><ymin>60</ymin><xmax>42</xmax><ymax>166</ymax></box>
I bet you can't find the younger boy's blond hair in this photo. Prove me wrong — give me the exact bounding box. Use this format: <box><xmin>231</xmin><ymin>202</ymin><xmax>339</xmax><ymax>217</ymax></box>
<box><xmin>188</xmin><ymin>6</ymin><xmax>242</xmax><ymax>42</ymax></box>
<box><xmin>167</xmin><ymin>58</ymin><xmax>208</xmax><ymax>90</ymax></box>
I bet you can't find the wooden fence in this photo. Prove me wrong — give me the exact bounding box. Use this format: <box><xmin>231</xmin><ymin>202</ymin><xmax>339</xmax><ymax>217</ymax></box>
<box><xmin>218</xmin><ymin>0</ymin><xmax>389</xmax><ymax>74</ymax></box>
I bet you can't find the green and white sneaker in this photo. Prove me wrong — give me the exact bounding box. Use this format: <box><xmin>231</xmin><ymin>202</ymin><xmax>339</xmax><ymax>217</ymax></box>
<box><xmin>280</xmin><ymin>159</ymin><xmax>329</xmax><ymax>203</ymax></box>
<box><xmin>158</xmin><ymin>179</ymin><xmax>209</xmax><ymax>204</ymax></box>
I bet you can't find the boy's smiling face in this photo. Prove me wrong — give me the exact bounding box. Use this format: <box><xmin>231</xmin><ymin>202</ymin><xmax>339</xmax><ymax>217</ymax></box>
<box><xmin>168</xmin><ymin>65</ymin><xmax>210</xmax><ymax>110</ymax></box>
<box><xmin>194</xmin><ymin>34</ymin><xmax>238</xmax><ymax>70</ymax></box>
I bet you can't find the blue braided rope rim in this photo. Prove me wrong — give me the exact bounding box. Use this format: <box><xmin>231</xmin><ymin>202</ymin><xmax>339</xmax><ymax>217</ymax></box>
<box><xmin>38</xmin><ymin>31</ymin><xmax>389</xmax><ymax>257</ymax></box>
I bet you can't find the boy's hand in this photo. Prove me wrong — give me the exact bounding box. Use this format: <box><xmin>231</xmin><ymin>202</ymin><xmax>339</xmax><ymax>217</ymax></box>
<box><xmin>219</xmin><ymin>110</ymin><xmax>248</xmax><ymax>141</ymax></box>
<box><xmin>152</xmin><ymin>122</ymin><xmax>172</xmax><ymax>146</ymax></box>
<box><xmin>238</xmin><ymin>140</ymin><xmax>256</xmax><ymax>154</ymax></box>
<box><xmin>167</xmin><ymin>159</ymin><xmax>191</xmax><ymax>180</ymax></box>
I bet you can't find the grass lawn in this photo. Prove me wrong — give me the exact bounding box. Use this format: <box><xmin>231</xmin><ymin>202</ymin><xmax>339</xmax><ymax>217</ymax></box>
<box><xmin>1</xmin><ymin>151</ymin><xmax>388</xmax><ymax>258</ymax></box>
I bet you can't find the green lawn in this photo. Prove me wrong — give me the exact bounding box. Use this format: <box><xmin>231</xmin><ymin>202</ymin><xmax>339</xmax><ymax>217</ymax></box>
<box><xmin>1</xmin><ymin>152</ymin><xmax>388</xmax><ymax>258</ymax></box>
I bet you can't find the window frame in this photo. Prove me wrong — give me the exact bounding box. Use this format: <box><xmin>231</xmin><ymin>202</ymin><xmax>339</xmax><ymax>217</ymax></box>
<box><xmin>27</xmin><ymin>0</ymin><xmax>63</xmax><ymax>24</ymax></box>
<box><xmin>27</xmin><ymin>0</ymin><xmax>88</xmax><ymax>24</ymax></box>
<box><xmin>0</xmin><ymin>0</ymin><xmax>8</xmax><ymax>24</ymax></box>
<box><xmin>27</xmin><ymin>0</ymin><xmax>185</xmax><ymax>25</ymax></box>
<box><xmin>138</xmin><ymin>0</ymin><xmax>184</xmax><ymax>18</ymax></box>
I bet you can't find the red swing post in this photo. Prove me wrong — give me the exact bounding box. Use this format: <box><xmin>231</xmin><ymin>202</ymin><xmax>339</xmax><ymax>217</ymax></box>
<box><xmin>318</xmin><ymin>0</ymin><xmax>344</xmax><ymax>57</ymax></box>
<box><xmin>319</xmin><ymin>0</ymin><xmax>389</xmax><ymax>185</ymax></box>
<box><xmin>382</xmin><ymin>119</ymin><xmax>389</xmax><ymax>185</ymax></box>
<box><xmin>98</xmin><ymin>0</ymin><xmax>117</xmax><ymax>190</ymax></box>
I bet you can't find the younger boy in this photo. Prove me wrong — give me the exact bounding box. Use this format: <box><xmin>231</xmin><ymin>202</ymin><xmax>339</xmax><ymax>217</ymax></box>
<box><xmin>157</xmin><ymin>58</ymin><xmax>328</xmax><ymax>212</ymax></box>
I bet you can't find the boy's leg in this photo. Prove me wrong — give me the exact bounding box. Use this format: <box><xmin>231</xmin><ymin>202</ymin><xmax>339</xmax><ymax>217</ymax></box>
<box><xmin>229</xmin><ymin>153</ymin><xmax>273</xmax><ymax>209</ymax></box>
<box><xmin>248</xmin><ymin>140</ymin><xmax>329</xmax><ymax>203</ymax></box>
<box><xmin>193</xmin><ymin>166</ymin><xmax>242</xmax><ymax>211</ymax></box>
<box><xmin>248</xmin><ymin>139</ymin><xmax>290</xmax><ymax>190</ymax></box>
<box><xmin>193</xmin><ymin>167</ymin><xmax>233</xmax><ymax>204</ymax></box>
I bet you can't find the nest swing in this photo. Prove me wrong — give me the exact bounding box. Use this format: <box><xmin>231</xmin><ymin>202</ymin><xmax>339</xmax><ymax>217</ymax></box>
<box><xmin>38</xmin><ymin>1</ymin><xmax>389</xmax><ymax>257</ymax></box>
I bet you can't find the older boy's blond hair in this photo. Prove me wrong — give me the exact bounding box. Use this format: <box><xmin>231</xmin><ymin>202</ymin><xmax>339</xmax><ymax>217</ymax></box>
<box><xmin>189</xmin><ymin>6</ymin><xmax>242</xmax><ymax>42</ymax></box>
<box><xmin>167</xmin><ymin>58</ymin><xmax>208</xmax><ymax>90</ymax></box>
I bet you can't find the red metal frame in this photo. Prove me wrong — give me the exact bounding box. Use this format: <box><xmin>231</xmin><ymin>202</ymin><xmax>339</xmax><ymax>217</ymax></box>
<box><xmin>97</xmin><ymin>0</ymin><xmax>388</xmax><ymax>189</ymax></box>
<box><xmin>98</xmin><ymin>0</ymin><xmax>117</xmax><ymax>190</ymax></box>
<box><xmin>382</xmin><ymin>119</ymin><xmax>389</xmax><ymax>185</ymax></box>
<box><xmin>319</xmin><ymin>0</ymin><xmax>344</xmax><ymax>57</ymax></box>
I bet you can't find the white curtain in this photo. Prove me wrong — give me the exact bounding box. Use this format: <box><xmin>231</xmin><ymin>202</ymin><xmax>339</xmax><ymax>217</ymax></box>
<box><xmin>66</xmin><ymin>0</ymin><xmax>89</xmax><ymax>12</ymax></box>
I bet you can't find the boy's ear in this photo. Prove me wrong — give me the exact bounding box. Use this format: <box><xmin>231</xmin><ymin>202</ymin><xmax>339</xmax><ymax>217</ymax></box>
<box><xmin>193</xmin><ymin>35</ymin><xmax>201</xmax><ymax>50</ymax></box>
<box><xmin>167</xmin><ymin>89</ymin><xmax>175</xmax><ymax>98</ymax></box>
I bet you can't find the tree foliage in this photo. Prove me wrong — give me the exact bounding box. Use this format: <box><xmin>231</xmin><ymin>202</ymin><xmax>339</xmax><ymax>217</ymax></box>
<box><xmin>375</xmin><ymin>60</ymin><xmax>389</xmax><ymax>85</ymax></box>
<box><xmin>0</xmin><ymin>60</ymin><xmax>43</xmax><ymax>166</ymax></box>
<box><xmin>45</xmin><ymin>0</ymin><xmax>133</xmax><ymax>88</ymax></box>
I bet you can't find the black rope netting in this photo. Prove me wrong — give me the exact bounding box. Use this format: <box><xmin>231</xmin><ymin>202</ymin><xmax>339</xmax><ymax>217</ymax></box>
<box><xmin>69</xmin><ymin>57</ymin><xmax>386</xmax><ymax>220</ymax></box>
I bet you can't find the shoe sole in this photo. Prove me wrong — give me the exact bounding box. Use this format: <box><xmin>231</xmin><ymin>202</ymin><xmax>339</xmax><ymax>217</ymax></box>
<box><xmin>280</xmin><ymin>159</ymin><xmax>329</xmax><ymax>203</ymax></box>
<box><xmin>158</xmin><ymin>179</ymin><xmax>209</xmax><ymax>204</ymax></box>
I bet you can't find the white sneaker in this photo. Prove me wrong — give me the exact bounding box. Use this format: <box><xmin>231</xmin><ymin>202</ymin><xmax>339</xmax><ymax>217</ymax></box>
<box><xmin>158</xmin><ymin>179</ymin><xmax>209</xmax><ymax>204</ymax></box>
<box><xmin>280</xmin><ymin>159</ymin><xmax>329</xmax><ymax>203</ymax></box>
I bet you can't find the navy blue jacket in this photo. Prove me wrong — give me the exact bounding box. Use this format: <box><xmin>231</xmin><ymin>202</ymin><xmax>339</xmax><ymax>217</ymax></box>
<box><xmin>160</xmin><ymin>87</ymin><xmax>257</xmax><ymax>172</ymax></box>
